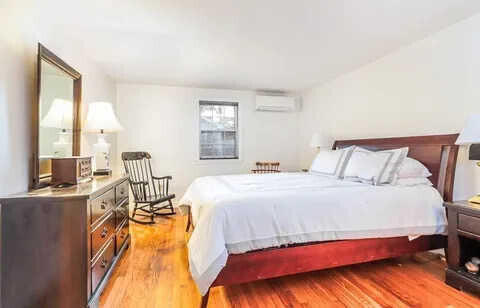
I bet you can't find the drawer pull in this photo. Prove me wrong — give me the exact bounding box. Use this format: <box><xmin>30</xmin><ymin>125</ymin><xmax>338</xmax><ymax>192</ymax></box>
<box><xmin>101</xmin><ymin>227</ymin><xmax>108</xmax><ymax>238</ymax></box>
<box><xmin>100</xmin><ymin>258</ymin><xmax>108</xmax><ymax>268</ymax></box>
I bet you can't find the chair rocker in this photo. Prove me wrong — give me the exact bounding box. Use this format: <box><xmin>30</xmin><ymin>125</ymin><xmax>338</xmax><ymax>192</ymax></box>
<box><xmin>122</xmin><ymin>152</ymin><xmax>175</xmax><ymax>224</ymax></box>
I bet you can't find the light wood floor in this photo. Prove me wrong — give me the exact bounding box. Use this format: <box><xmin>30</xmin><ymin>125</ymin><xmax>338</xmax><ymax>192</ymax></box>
<box><xmin>100</xmin><ymin>214</ymin><xmax>480</xmax><ymax>308</ymax></box>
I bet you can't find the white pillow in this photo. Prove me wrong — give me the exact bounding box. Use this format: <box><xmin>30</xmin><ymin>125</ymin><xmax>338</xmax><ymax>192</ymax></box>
<box><xmin>343</xmin><ymin>147</ymin><xmax>409</xmax><ymax>185</ymax></box>
<box><xmin>397</xmin><ymin>157</ymin><xmax>431</xmax><ymax>179</ymax></box>
<box><xmin>309</xmin><ymin>146</ymin><xmax>355</xmax><ymax>179</ymax></box>
<box><xmin>394</xmin><ymin>177</ymin><xmax>433</xmax><ymax>186</ymax></box>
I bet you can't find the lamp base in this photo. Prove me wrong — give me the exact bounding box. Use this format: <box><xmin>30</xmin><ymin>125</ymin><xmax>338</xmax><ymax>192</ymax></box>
<box><xmin>93</xmin><ymin>169</ymin><xmax>112</xmax><ymax>176</ymax></box>
<box><xmin>468</xmin><ymin>195</ymin><xmax>480</xmax><ymax>204</ymax></box>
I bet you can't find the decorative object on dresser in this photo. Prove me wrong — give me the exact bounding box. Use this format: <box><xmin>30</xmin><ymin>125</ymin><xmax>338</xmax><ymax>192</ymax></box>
<box><xmin>33</xmin><ymin>43</ymin><xmax>82</xmax><ymax>188</ymax></box>
<box><xmin>456</xmin><ymin>114</ymin><xmax>480</xmax><ymax>203</ymax></box>
<box><xmin>251</xmin><ymin>162</ymin><xmax>281</xmax><ymax>173</ymax></box>
<box><xmin>444</xmin><ymin>200</ymin><xmax>480</xmax><ymax>295</ymax></box>
<box><xmin>0</xmin><ymin>175</ymin><xmax>130</xmax><ymax>308</ymax></box>
<box><xmin>85</xmin><ymin>102</ymin><xmax>123</xmax><ymax>176</ymax></box>
<box><xmin>51</xmin><ymin>156</ymin><xmax>93</xmax><ymax>187</ymax></box>
<box><xmin>122</xmin><ymin>152</ymin><xmax>175</xmax><ymax>224</ymax></box>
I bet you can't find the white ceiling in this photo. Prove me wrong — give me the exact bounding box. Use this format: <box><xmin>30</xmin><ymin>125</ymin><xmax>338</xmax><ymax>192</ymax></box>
<box><xmin>37</xmin><ymin>0</ymin><xmax>480</xmax><ymax>91</ymax></box>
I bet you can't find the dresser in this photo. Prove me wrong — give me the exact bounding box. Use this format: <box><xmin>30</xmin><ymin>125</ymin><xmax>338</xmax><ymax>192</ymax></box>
<box><xmin>0</xmin><ymin>175</ymin><xmax>130</xmax><ymax>308</ymax></box>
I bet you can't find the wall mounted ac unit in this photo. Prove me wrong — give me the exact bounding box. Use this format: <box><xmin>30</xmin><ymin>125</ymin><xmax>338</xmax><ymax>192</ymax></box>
<box><xmin>255</xmin><ymin>95</ymin><xmax>300</xmax><ymax>112</ymax></box>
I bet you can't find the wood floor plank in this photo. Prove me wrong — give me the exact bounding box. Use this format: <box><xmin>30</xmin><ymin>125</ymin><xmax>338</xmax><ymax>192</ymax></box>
<box><xmin>100</xmin><ymin>213</ymin><xmax>480</xmax><ymax>307</ymax></box>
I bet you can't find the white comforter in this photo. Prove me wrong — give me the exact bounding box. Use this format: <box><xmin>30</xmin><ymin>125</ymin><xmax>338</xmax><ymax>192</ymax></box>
<box><xmin>179</xmin><ymin>172</ymin><xmax>447</xmax><ymax>295</ymax></box>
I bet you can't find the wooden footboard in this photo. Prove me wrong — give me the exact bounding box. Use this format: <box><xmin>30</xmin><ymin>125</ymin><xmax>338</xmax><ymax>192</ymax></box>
<box><xmin>200</xmin><ymin>235</ymin><xmax>446</xmax><ymax>307</ymax></box>
<box><xmin>213</xmin><ymin>235</ymin><xmax>445</xmax><ymax>286</ymax></box>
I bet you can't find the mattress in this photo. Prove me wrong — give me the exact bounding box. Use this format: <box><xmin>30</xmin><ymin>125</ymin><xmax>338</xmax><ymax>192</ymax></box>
<box><xmin>179</xmin><ymin>172</ymin><xmax>447</xmax><ymax>295</ymax></box>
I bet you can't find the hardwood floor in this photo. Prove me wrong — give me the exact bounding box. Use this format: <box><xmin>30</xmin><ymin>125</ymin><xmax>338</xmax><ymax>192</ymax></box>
<box><xmin>100</xmin><ymin>213</ymin><xmax>480</xmax><ymax>307</ymax></box>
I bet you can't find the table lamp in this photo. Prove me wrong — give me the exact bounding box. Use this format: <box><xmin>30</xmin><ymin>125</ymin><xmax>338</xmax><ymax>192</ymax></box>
<box><xmin>456</xmin><ymin>114</ymin><xmax>480</xmax><ymax>203</ymax></box>
<box><xmin>85</xmin><ymin>102</ymin><xmax>123</xmax><ymax>175</ymax></box>
<box><xmin>310</xmin><ymin>132</ymin><xmax>332</xmax><ymax>149</ymax></box>
<box><xmin>40</xmin><ymin>98</ymin><xmax>73</xmax><ymax>157</ymax></box>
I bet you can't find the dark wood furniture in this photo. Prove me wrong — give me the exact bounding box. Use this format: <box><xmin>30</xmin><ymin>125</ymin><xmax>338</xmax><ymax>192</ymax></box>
<box><xmin>200</xmin><ymin>134</ymin><xmax>459</xmax><ymax>307</ymax></box>
<box><xmin>0</xmin><ymin>175</ymin><xmax>130</xmax><ymax>308</ymax></box>
<box><xmin>445</xmin><ymin>200</ymin><xmax>480</xmax><ymax>294</ymax></box>
<box><xmin>34</xmin><ymin>43</ymin><xmax>82</xmax><ymax>188</ymax></box>
<box><xmin>122</xmin><ymin>152</ymin><xmax>175</xmax><ymax>224</ymax></box>
<box><xmin>251</xmin><ymin>161</ymin><xmax>281</xmax><ymax>173</ymax></box>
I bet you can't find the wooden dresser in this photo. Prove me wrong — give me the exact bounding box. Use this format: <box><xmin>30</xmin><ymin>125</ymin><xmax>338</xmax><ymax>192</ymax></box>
<box><xmin>0</xmin><ymin>175</ymin><xmax>130</xmax><ymax>308</ymax></box>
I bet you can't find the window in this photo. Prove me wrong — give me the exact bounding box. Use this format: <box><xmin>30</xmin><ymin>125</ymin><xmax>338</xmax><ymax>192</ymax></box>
<box><xmin>199</xmin><ymin>101</ymin><xmax>239</xmax><ymax>160</ymax></box>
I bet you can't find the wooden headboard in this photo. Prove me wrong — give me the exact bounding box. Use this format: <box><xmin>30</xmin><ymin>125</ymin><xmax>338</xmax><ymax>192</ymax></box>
<box><xmin>333</xmin><ymin>134</ymin><xmax>459</xmax><ymax>202</ymax></box>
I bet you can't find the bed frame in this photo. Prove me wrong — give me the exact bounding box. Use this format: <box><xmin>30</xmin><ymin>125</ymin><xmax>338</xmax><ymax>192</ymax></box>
<box><xmin>200</xmin><ymin>134</ymin><xmax>459</xmax><ymax>307</ymax></box>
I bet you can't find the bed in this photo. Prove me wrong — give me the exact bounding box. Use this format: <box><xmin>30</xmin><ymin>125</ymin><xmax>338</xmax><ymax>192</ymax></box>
<box><xmin>180</xmin><ymin>134</ymin><xmax>459</xmax><ymax>307</ymax></box>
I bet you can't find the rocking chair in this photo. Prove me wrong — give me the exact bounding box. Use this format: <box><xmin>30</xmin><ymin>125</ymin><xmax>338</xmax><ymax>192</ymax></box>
<box><xmin>122</xmin><ymin>152</ymin><xmax>175</xmax><ymax>224</ymax></box>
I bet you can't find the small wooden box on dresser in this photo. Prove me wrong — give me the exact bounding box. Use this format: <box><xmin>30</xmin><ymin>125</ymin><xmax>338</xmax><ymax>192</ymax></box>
<box><xmin>0</xmin><ymin>175</ymin><xmax>130</xmax><ymax>308</ymax></box>
<box><xmin>445</xmin><ymin>200</ymin><xmax>480</xmax><ymax>295</ymax></box>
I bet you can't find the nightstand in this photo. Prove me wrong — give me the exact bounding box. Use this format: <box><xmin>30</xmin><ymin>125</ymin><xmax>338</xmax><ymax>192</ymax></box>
<box><xmin>445</xmin><ymin>200</ymin><xmax>480</xmax><ymax>294</ymax></box>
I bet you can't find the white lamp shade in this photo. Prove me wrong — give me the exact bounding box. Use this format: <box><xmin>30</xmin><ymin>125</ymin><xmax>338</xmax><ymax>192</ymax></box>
<box><xmin>40</xmin><ymin>98</ymin><xmax>73</xmax><ymax>129</ymax></box>
<box><xmin>84</xmin><ymin>102</ymin><xmax>123</xmax><ymax>132</ymax></box>
<box><xmin>456</xmin><ymin>115</ymin><xmax>480</xmax><ymax>145</ymax></box>
<box><xmin>310</xmin><ymin>132</ymin><xmax>332</xmax><ymax>148</ymax></box>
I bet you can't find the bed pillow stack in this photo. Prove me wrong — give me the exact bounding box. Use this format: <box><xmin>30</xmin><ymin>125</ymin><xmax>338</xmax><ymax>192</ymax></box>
<box><xmin>342</xmin><ymin>147</ymin><xmax>409</xmax><ymax>185</ymax></box>
<box><xmin>393</xmin><ymin>157</ymin><xmax>433</xmax><ymax>186</ymax></box>
<box><xmin>309</xmin><ymin>146</ymin><xmax>433</xmax><ymax>187</ymax></box>
<box><xmin>309</xmin><ymin>146</ymin><xmax>355</xmax><ymax>179</ymax></box>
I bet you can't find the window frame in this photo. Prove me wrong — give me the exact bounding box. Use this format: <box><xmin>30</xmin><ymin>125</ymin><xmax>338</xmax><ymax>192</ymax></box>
<box><xmin>198</xmin><ymin>100</ymin><xmax>239</xmax><ymax>161</ymax></box>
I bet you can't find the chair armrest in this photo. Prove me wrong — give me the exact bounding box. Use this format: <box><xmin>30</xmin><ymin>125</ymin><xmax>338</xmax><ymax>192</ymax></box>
<box><xmin>130</xmin><ymin>180</ymin><xmax>148</xmax><ymax>186</ymax></box>
<box><xmin>152</xmin><ymin>176</ymin><xmax>172</xmax><ymax>180</ymax></box>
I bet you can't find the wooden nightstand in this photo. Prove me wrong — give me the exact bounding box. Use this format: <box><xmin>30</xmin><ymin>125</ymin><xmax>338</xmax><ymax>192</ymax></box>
<box><xmin>445</xmin><ymin>200</ymin><xmax>480</xmax><ymax>294</ymax></box>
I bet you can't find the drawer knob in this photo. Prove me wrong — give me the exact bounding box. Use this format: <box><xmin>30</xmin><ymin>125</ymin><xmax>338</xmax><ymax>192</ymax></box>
<box><xmin>101</xmin><ymin>227</ymin><xmax>108</xmax><ymax>238</ymax></box>
<box><xmin>100</xmin><ymin>200</ymin><xmax>107</xmax><ymax>209</ymax></box>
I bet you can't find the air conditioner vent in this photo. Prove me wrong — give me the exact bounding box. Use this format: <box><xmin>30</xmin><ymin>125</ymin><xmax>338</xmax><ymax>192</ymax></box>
<box><xmin>255</xmin><ymin>95</ymin><xmax>300</xmax><ymax>112</ymax></box>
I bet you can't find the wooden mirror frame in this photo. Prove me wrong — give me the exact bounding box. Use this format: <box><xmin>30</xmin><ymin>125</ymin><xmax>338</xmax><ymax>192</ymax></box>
<box><xmin>32</xmin><ymin>43</ymin><xmax>82</xmax><ymax>189</ymax></box>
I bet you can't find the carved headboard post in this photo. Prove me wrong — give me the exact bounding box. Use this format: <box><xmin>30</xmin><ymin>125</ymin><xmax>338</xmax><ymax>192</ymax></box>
<box><xmin>333</xmin><ymin>134</ymin><xmax>459</xmax><ymax>202</ymax></box>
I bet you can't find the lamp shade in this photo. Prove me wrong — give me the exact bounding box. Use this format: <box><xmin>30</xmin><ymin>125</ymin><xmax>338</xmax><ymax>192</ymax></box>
<box><xmin>84</xmin><ymin>102</ymin><xmax>123</xmax><ymax>132</ymax></box>
<box><xmin>455</xmin><ymin>115</ymin><xmax>480</xmax><ymax>145</ymax></box>
<box><xmin>310</xmin><ymin>132</ymin><xmax>331</xmax><ymax>148</ymax></box>
<box><xmin>40</xmin><ymin>98</ymin><xmax>73</xmax><ymax>129</ymax></box>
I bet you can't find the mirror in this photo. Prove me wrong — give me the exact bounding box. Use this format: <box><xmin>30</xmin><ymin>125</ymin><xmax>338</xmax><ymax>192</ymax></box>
<box><xmin>33</xmin><ymin>44</ymin><xmax>82</xmax><ymax>188</ymax></box>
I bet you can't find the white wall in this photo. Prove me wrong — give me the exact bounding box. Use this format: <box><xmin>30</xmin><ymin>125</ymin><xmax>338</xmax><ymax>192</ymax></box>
<box><xmin>299</xmin><ymin>13</ymin><xmax>480</xmax><ymax>201</ymax></box>
<box><xmin>116</xmin><ymin>85</ymin><xmax>300</xmax><ymax>197</ymax></box>
<box><xmin>0</xmin><ymin>1</ymin><xmax>116</xmax><ymax>195</ymax></box>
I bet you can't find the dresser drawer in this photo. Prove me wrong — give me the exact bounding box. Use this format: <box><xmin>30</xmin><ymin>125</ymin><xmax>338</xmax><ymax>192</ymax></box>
<box><xmin>116</xmin><ymin>218</ymin><xmax>130</xmax><ymax>254</ymax></box>
<box><xmin>91</xmin><ymin>238</ymin><xmax>115</xmax><ymax>294</ymax></box>
<box><xmin>458</xmin><ymin>213</ymin><xmax>480</xmax><ymax>235</ymax></box>
<box><xmin>91</xmin><ymin>212</ymin><xmax>115</xmax><ymax>259</ymax></box>
<box><xmin>115</xmin><ymin>180</ymin><xmax>129</xmax><ymax>204</ymax></box>
<box><xmin>115</xmin><ymin>199</ymin><xmax>129</xmax><ymax>227</ymax></box>
<box><xmin>91</xmin><ymin>189</ymin><xmax>115</xmax><ymax>225</ymax></box>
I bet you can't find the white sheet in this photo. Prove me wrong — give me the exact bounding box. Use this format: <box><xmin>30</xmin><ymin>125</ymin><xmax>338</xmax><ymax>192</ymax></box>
<box><xmin>179</xmin><ymin>172</ymin><xmax>447</xmax><ymax>295</ymax></box>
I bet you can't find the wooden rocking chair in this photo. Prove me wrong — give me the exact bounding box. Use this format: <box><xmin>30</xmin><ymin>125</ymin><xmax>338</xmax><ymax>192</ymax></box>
<box><xmin>122</xmin><ymin>152</ymin><xmax>175</xmax><ymax>224</ymax></box>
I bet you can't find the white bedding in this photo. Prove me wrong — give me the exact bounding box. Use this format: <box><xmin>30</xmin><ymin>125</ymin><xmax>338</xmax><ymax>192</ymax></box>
<box><xmin>179</xmin><ymin>172</ymin><xmax>447</xmax><ymax>295</ymax></box>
